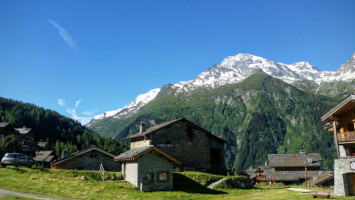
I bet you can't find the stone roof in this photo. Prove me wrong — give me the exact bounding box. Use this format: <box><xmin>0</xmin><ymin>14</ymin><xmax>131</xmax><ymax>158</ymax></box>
<box><xmin>51</xmin><ymin>146</ymin><xmax>116</xmax><ymax>165</ymax></box>
<box><xmin>268</xmin><ymin>153</ymin><xmax>322</xmax><ymax>168</ymax></box>
<box><xmin>37</xmin><ymin>141</ymin><xmax>47</xmax><ymax>148</ymax></box>
<box><xmin>0</xmin><ymin>122</ymin><xmax>11</xmax><ymax>128</ymax></box>
<box><xmin>45</xmin><ymin>155</ymin><xmax>56</xmax><ymax>163</ymax></box>
<box><xmin>273</xmin><ymin>170</ymin><xmax>322</xmax><ymax>182</ymax></box>
<box><xmin>33</xmin><ymin>150</ymin><xmax>55</xmax><ymax>162</ymax></box>
<box><xmin>308</xmin><ymin>171</ymin><xmax>334</xmax><ymax>187</ymax></box>
<box><xmin>321</xmin><ymin>94</ymin><xmax>355</xmax><ymax>122</ymax></box>
<box><xmin>124</xmin><ymin>118</ymin><xmax>227</xmax><ymax>143</ymax></box>
<box><xmin>15</xmin><ymin>127</ymin><xmax>32</xmax><ymax>135</ymax></box>
<box><xmin>114</xmin><ymin>145</ymin><xmax>181</xmax><ymax>165</ymax></box>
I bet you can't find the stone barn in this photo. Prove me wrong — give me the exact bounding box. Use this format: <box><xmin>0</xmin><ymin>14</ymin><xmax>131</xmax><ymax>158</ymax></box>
<box><xmin>124</xmin><ymin>118</ymin><xmax>227</xmax><ymax>173</ymax></box>
<box><xmin>115</xmin><ymin>145</ymin><xmax>180</xmax><ymax>191</ymax></box>
<box><xmin>51</xmin><ymin>146</ymin><xmax>120</xmax><ymax>171</ymax></box>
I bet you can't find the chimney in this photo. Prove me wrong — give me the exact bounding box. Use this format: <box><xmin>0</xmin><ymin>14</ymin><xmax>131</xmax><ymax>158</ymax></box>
<box><xmin>62</xmin><ymin>148</ymin><xmax>68</xmax><ymax>158</ymax></box>
<box><xmin>140</xmin><ymin>122</ymin><xmax>145</xmax><ymax>133</ymax></box>
<box><xmin>300</xmin><ymin>150</ymin><xmax>306</xmax><ymax>155</ymax></box>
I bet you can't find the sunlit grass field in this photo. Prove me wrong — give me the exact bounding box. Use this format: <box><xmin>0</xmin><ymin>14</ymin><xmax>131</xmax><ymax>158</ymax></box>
<box><xmin>0</xmin><ymin>167</ymin><xmax>351</xmax><ymax>200</ymax></box>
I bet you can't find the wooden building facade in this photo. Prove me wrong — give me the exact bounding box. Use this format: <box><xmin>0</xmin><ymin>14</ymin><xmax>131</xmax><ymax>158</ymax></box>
<box><xmin>321</xmin><ymin>93</ymin><xmax>355</xmax><ymax>196</ymax></box>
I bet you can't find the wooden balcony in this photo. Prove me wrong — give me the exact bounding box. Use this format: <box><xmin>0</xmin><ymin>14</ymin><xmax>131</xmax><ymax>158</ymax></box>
<box><xmin>337</xmin><ymin>131</ymin><xmax>355</xmax><ymax>143</ymax></box>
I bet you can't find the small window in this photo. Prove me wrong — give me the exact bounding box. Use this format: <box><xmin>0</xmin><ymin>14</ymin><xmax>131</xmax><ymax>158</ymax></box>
<box><xmin>348</xmin><ymin>123</ymin><xmax>355</xmax><ymax>132</ymax></box>
<box><xmin>90</xmin><ymin>154</ymin><xmax>93</xmax><ymax>158</ymax></box>
<box><xmin>147</xmin><ymin>173</ymin><xmax>154</xmax><ymax>182</ymax></box>
<box><xmin>94</xmin><ymin>154</ymin><xmax>98</xmax><ymax>158</ymax></box>
<box><xmin>166</xmin><ymin>140</ymin><xmax>171</xmax><ymax>145</ymax></box>
<box><xmin>158</xmin><ymin>171</ymin><xmax>169</xmax><ymax>182</ymax></box>
<box><xmin>187</xmin><ymin>126</ymin><xmax>193</xmax><ymax>137</ymax></box>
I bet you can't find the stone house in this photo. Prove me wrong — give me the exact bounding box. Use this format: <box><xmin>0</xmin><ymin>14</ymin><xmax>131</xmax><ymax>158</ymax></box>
<box><xmin>51</xmin><ymin>146</ymin><xmax>120</xmax><ymax>171</ymax></box>
<box><xmin>115</xmin><ymin>145</ymin><xmax>181</xmax><ymax>191</ymax></box>
<box><xmin>321</xmin><ymin>93</ymin><xmax>355</xmax><ymax>196</ymax></box>
<box><xmin>124</xmin><ymin>118</ymin><xmax>227</xmax><ymax>173</ymax></box>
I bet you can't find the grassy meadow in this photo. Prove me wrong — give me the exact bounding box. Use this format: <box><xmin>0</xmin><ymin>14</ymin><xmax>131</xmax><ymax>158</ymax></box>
<box><xmin>0</xmin><ymin>167</ymin><xmax>351</xmax><ymax>200</ymax></box>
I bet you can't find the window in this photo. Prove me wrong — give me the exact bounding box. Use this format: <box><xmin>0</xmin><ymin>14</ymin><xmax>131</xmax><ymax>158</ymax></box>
<box><xmin>350</xmin><ymin>147</ymin><xmax>355</xmax><ymax>156</ymax></box>
<box><xmin>166</xmin><ymin>140</ymin><xmax>171</xmax><ymax>145</ymax></box>
<box><xmin>147</xmin><ymin>173</ymin><xmax>154</xmax><ymax>182</ymax></box>
<box><xmin>94</xmin><ymin>154</ymin><xmax>98</xmax><ymax>158</ymax></box>
<box><xmin>187</xmin><ymin>126</ymin><xmax>193</xmax><ymax>137</ymax></box>
<box><xmin>90</xmin><ymin>154</ymin><xmax>93</xmax><ymax>158</ymax></box>
<box><xmin>348</xmin><ymin>123</ymin><xmax>355</xmax><ymax>132</ymax></box>
<box><xmin>158</xmin><ymin>171</ymin><xmax>169</xmax><ymax>182</ymax></box>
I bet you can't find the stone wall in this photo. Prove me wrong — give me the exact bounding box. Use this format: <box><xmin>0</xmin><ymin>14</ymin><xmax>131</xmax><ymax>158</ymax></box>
<box><xmin>58</xmin><ymin>150</ymin><xmax>120</xmax><ymax>171</ymax></box>
<box><xmin>137</xmin><ymin>151</ymin><xmax>173</xmax><ymax>191</ymax></box>
<box><xmin>334</xmin><ymin>157</ymin><xmax>355</xmax><ymax>196</ymax></box>
<box><xmin>151</xmin><ymin>121</ymin><xmax>212</xmax><ymax>171</ymax></box>
<box><xmin>340</xmin><ymin>145</ymin><xmax>347</xmax><ymax>157</ymax></box>
<box><xmin>131</xmin><ymin>139</ymin><xmax>150</xmax><ymax>149</ymax></box>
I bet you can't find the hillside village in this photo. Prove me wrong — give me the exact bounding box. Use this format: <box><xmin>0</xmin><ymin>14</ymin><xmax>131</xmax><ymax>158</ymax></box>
<box><xmin>0</xmin><ymin>93</ymin><xmax>354</xmax><ymax>198</ymax></box>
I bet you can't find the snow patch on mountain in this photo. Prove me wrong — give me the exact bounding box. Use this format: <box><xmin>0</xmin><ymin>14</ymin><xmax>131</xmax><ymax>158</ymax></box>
<box><xmin>87</xmin><ymin>88</ymin><xmax>160</xmax><ymax>126</ymax></box>
<box><xmin>88</xmin><ymin>52</ymin><xmax>355</xmax><ymax>126</ymax></box>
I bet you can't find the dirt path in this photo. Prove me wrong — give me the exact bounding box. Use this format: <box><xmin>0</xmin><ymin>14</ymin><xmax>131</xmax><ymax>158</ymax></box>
<box><xmin>0</xmin><ymin>188</ymin><xmax>61</xmax><ymax>200</ymax></box>
<box><xmin>207</xmin><ymin>177</ymin><xmax>227</xmax><ymax>189</ymax></box>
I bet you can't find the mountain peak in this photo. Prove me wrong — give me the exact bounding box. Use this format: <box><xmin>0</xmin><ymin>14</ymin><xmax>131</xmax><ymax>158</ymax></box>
<box><xmin>88</xmin><ymin>52</ymin><xmax>355</xmax><ymax>125</ymax></box>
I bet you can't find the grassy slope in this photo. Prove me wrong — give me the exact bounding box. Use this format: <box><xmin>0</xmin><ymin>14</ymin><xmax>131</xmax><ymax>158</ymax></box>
<box><xmin>0</xmin><ymin>167</ymin><xmax>350</xmax><ymax>200</ymax></box>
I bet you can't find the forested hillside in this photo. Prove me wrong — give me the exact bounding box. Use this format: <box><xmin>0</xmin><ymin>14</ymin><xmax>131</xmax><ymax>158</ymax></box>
<box><xmin>0</xmin><ymin>97</ymin><xmax>128</xmax><ymax>158</ymax></box>
<box><xmin>90</xmin><ymin>73</ymin><xmax>342</xmax><ymax>170</ymax></box>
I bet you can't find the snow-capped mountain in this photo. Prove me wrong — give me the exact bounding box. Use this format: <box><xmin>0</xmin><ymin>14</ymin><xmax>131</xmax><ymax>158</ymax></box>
<box><xmin>87</xmin><ymin>88</ymin><xmax>160</xmax><ymax>126</ymax></box>
<box><xmin>87</xmin><ymin>52</ymin><xmax>355</xmax><ymax>126</ymax></box>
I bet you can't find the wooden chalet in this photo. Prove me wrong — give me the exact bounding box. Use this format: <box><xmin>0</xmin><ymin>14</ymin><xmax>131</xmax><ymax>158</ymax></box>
<box><xmin>0</xmin><ymin>122</ymin><xmax>16</xmax><ymax>139</ymax></box>
<box><xmin>321</xmin><ymin>93</ymin><xmax>355</xmax><ymax>196</ymax></box>
<box><xmin>250</xmin><ymin>152</ymin><xmax>329</xmax><ymax>185</ymax></box>
<box><xmin>33</xmin><ymin>150</ymin><xmax>57</xmax><ymax>168</ymax></box>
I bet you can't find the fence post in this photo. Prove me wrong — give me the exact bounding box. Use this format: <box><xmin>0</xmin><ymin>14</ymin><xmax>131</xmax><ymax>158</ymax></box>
<box><xmin>100</xmin><ymin>164</ymin><xmax>105</xmax><ymax>182</ymax></box>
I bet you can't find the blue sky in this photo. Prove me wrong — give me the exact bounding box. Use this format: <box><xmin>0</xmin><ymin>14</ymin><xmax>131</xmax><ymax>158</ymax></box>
<box><xmin>1</xmin><ymin>0</ymin><xmax>355</xmax><ymax>124</ymax></box>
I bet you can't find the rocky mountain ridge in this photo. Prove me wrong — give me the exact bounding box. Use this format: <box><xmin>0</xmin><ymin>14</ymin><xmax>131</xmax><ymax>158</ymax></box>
<box><xmin>88</xmin><ymin>52</ymin><xmax>355</xmax><ymax>126</ymax></box>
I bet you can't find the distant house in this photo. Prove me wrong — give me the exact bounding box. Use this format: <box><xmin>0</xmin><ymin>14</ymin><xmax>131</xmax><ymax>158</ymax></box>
<box><xmin>15</xmin><ymin>127</ymin><xmax>35</xmax><ymax>141</ymax></box>
<box><xmin>268</xmin><ymin>152</ymin><xmax>322</xmax><ymax>171</ymax></box>
<box><xmin>250</xmin><ymin>152</ymin><xmax>330</xmax><ymax>185</ymax></box>
<box><xmin>115</xmin><ymin>145</ymin><xmax>181</xmax><ymax>191</ymax></box>
<box><xmin>321</xmin><ymin>93</ymin><xmax>355</xmax><ymax>196</ymax></box>
<box><xmin>0</xmin><ymin>122</ymin><xmax>16</xmax><ymax>139</ymax></box>
<box><xmin>0</xmin><ymin>122</ymin><xmax>40</xmax><ymax>154</ymax></box>
<box><xmin>124</xmin><ymin>118</ymin><xmax>227</xmax><ymax>173</ymax></box>
<box><xmin>33</xmin><ymin>150</ymin><xmax>57</xmax><ymax>168</ymax></box>
<box><xmin>51</xmin><ymin>146</ymin><xmax>120</xmax><ymax>171</ymax></box>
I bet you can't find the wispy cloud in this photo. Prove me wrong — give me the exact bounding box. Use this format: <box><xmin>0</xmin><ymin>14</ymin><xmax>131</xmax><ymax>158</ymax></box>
<box><xmin>75</xmin><ymin>100</ymin><xmax>82</xmax><ymax>108</ymax></box>
<box><xmin>82</xmin><ymin>110</ymin><xmax>99</xmax><ymax>116</ymax></box>
<box><xmin>58</xmin><ymin>99</ymin><xmax>65</xmax><ymax>107</ymax></box>
<box><xmin>47</xmin><ymin>19</ymin><xmax>79</xmax><ymax>51</ymax></box>
<box><xmin>57</xmin><ymin>99</ymin><xmax>94</xmax><ymax>125</ymax></box>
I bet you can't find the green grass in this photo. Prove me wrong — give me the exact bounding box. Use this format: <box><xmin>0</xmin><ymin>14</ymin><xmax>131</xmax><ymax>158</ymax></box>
<box><xmin>0</xmin><ymin>195</ymin><xmax>35</xmax><ymax>200</ymax></box>
<box><xmin>0</xmin><ymin>167</ymin><xmax>352</xmax><ymax>200</ymax></box>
